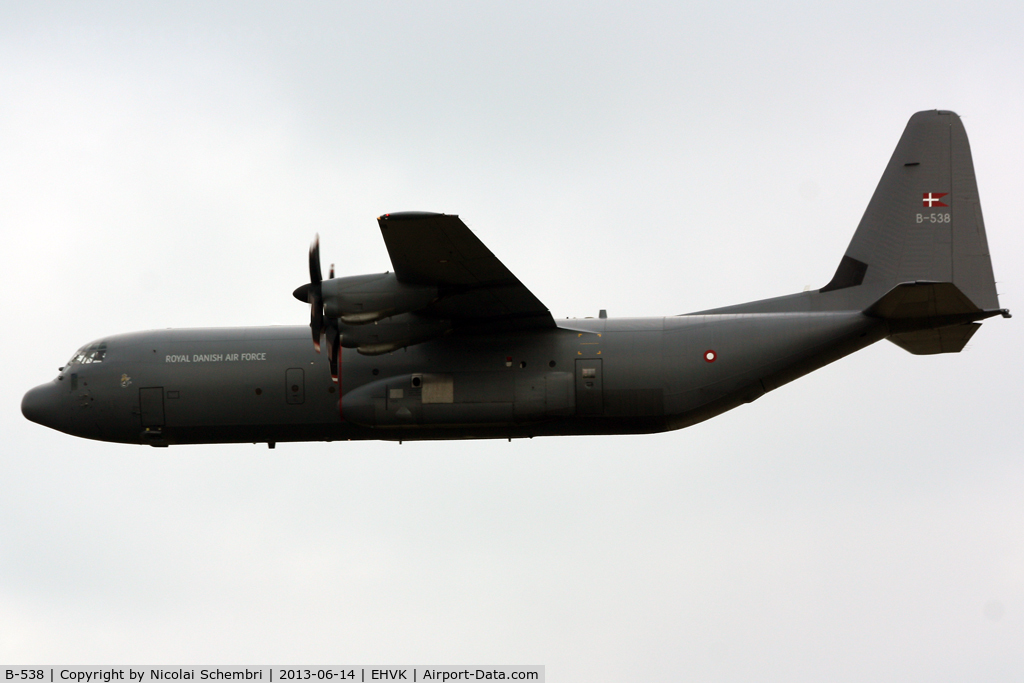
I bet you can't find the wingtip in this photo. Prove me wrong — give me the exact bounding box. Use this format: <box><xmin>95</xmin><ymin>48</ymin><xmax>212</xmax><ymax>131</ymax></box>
<box><xmin>378</xmin><ymin>211</ymin><xmax>447</xmax><ymax>222</ymax></box>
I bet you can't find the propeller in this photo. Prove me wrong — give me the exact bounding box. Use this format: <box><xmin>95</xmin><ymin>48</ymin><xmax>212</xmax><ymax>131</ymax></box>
<box><xmin>292</xmin><ymin>234</ymin><xmax>325</xmax><ymax>353</ymax></box>
<box><xmin>292</xmin><ymin>235</ymin><xmax>341</xmax><ymax>383</ymax></box>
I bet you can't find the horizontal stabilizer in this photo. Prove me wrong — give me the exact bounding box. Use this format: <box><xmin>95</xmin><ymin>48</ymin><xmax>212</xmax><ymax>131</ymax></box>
<box><xmin>864</xmin><ymin>281</ymin><xmax>1007</xmax><ymax>354</ymax></box>
<box><xmin>865</xmin><ymin>281</ymin><xmax>981</xmax><ymax>320</ymax></box>
<box><xmin>889</xmin><ymin>324</ymin><xmax>980</xmax><ymax>355</ymax></box>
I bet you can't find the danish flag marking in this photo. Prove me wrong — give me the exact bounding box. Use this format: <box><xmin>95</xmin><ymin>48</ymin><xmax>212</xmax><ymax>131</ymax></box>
<box><xmin>923</xmin><ymin>192</ymin><xmax>949</xmax><ymax>207</ymax></box>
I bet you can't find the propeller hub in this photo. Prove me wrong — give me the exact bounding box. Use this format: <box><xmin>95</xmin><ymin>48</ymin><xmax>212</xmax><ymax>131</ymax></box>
<box><xmin>293</xmin><ymin>283</ymin><xmax>315</xmax><ymax>302</ymax></box>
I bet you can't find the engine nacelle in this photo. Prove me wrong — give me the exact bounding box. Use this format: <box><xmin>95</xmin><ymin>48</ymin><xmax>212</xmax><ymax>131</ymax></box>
<box><xmin>321</xmin><ymin>272</ymin><xmax>437</xmax><ymax>324</ymax></box>
<box><xmin>338</xmin><ymin>313</ymin><xmax>451</xmax><ymax>355</ymax></box>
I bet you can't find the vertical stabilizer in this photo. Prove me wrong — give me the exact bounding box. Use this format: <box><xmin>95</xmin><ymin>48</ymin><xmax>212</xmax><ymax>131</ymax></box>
<box><xmin>824</xmin><ymin>110</ymin><xmax>1000</xmax><ymax>310</ymax></box>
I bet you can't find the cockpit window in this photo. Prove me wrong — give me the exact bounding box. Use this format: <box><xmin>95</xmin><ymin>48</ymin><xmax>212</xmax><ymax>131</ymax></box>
<box><xmin>66</xmin><ymin>341</ymin><xmax>108</xmax><ymax>366</ymax></box>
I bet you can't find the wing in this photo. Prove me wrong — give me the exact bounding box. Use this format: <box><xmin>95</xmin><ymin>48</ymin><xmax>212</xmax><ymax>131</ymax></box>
<box><xmin>377</xmin><ymin>212</ymin><xmax>555</xmax><ymax>330</ymax></box>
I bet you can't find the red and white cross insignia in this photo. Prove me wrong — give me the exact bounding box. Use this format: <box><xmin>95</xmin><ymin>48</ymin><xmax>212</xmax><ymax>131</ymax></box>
<box><xmin>923</xmin><ymin>192</ymin><xmax>949</xmax><ymax>207</ymax></box>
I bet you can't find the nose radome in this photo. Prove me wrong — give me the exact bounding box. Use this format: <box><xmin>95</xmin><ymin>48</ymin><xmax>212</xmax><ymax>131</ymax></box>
<box><xmin>22</xmin><ymin>382</ymin><xmax>63</xmax><ymax>430</ymax></box>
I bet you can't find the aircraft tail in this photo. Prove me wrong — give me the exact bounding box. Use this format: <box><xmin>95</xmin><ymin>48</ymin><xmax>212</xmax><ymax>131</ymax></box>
<box><xmin>698</xmin><ymin>110</ymin><xmax>1009</xmax><ymax>352</ymax></box>
<box><xmin>822</xmin><ymin>110</ymin><xmax>998</xmax><ymax>306</ymax></box>
<box><xmin>822</xmin><ymin>109</ymin><xmax>1007</xmax><ymax>352</ymax></box>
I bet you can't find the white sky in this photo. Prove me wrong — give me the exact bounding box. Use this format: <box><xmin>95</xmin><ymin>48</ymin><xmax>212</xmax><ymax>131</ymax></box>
<box><xmin>2</xmin><ymin>1</ymin><xmax>1022</xmax><ymax>680</ymax></box>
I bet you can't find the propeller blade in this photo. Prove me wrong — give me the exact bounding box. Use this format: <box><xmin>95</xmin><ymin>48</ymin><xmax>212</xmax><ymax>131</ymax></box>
<box><xmin>328</xmin><ymin>326</ymin><xmax>340</xmax><ymax>383</ymax></box>
<box><xmin>305</xmin><ymin>234</ymin><xmax>326</xmax><ymax>353</ymax></box>
<box><xmin>309</xmin><ymin>234</ymin><xmax>323</xmax><ymax>285</ymax></box>
<box><xmin>311</xmin><ymin>297</ymin><xmax>324</xmax><ymax>353</ymax></box>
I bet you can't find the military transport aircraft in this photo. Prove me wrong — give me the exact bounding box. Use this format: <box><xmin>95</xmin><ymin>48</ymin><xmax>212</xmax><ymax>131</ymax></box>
<box><xmin>22</xmin><ymin>110</ymin><xmax>1009</xmax><ymax>447</ymax></box>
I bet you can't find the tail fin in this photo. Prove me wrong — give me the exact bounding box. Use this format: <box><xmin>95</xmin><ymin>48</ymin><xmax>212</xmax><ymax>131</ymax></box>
<box><xmin>823</xmin><ymin>110</ymin><xmax>1000</xmax><ymax>311</ymax></box>
<box><xmin>694</xmin><ymin>111</ymin><xmax>1008</xmax><ymax>350</ymax></box>
<box><xmin>819</xmin><ymin>110</ymin><xmax>1009</xmax><ymax>353</ymax></box>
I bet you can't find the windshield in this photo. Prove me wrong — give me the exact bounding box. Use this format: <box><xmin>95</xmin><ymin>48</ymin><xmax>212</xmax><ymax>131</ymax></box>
<box><xmin>65</xmin><ymin>341</ymin><xmax>108</xmax><ymax>367</ymax></box>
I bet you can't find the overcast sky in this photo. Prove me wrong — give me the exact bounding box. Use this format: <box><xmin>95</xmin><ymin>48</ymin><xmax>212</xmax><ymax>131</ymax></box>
<box><xmin>2</xmin><ymin>1</ymin><xmax>1022</xmax><ymax>680</ymax></box>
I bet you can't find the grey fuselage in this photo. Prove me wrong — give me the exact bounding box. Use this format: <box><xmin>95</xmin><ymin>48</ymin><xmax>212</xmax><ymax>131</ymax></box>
<box><xmin>23</xmin><ymin>112</ymin><xmax>1005</xmax><ymax>446</ymax></box>
<box><xmin>23</xmin><ymin>311</ymin><xmax>885</xmax><ymax>446</ymax></box>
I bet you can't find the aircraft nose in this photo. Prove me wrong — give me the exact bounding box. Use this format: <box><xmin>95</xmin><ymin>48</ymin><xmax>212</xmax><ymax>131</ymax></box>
<box><xmin>22</xmin><ymin>382</ymin><xmax>64</xmax><ymax>430</ymax></box>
